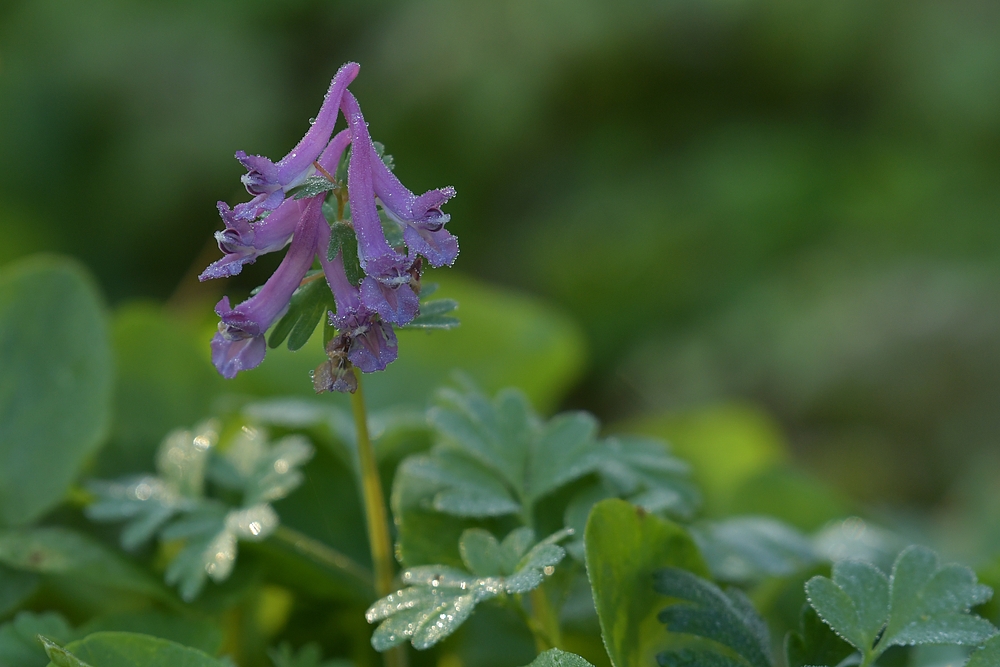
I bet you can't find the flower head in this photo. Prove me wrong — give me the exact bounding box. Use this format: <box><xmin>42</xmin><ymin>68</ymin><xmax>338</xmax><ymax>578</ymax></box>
<box><xmin>203</xmin><ymin>63</ymin><xmax>457</xmax><ymax>390</ymax></box>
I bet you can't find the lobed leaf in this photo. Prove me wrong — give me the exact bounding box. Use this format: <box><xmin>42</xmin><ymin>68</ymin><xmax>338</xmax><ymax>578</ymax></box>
<box><xmin>804</xmin><ymin>560</ymin><xmax>889</xmax><ymax>654</ymax></box>
<box><xmin>365</xmin><ymin>528</ymin><xmax>569</xmax><ymax>651</ymax></box>
<box><xmin>521</xmin><ymin>649</ymin><xmax>595</xmax><ymax>667</ymax></box>
<box><xmin>693</xmin><ymin>516</ymin><xmax>818</xmax><ymax>584</ymax></box>
<box><xmin>784</xmin><ymin>605</ymin><xmax>854</xmax><ymax>667</ymax></box>
<box><xmin>805</xmin><ymin>545</ymin><xmax>997</xmax><ymax>663</ymax></box>
<box><xmin>967</xmin><ymin>634</ymin><xmax>1000</xmax><ymax>667</ymax></box>
<box><xmin>654</xmin><ymin>568</ymin><xmax>773</xmax><ymax>667</ymax></box>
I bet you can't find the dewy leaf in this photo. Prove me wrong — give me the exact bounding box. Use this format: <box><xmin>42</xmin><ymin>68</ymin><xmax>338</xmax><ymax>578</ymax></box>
<box><xmin>0</xmin><ymin>256</ymin><xmax>112</xmax><ymax>526</ymax></box>
<box><xmin>56</xmin><ymin>631</ymin><xmax>226</xmax><ymax>667</ymax></box>
<box><xmin>784</xmin><ymin>605</ymin><xmax>855</xmax><ymax>667</ymax></box>
<box><xmin>87</xmin><ymin>422</ymin><xmax>218</xmax><ymax>551</ymax></box>
<box><xmin>290</xmin><ymin>175</ymin><xmax>337</xmax><ymax>200</ymax></box>
<box><xmin>654</xmin><ymin>568</ymin><xmax>773</xmax><ymax>667</ymax></box>
<box><xmin>805</xmin><ymin>560</ymin><xmax>889</xmax><ymax>655</ymax></box>
<box><xmin>268</xmin><ymin>274</ymin><xmax>337</xmax><ymax>351</ymax></box>
<box><xmin>967</xmin><ymin>633</ymin><xmax>1000</xmax><ymax>667</ymax></box>
<box><xmin>0</xmin><ymin>612</ymin><xmax>73</xmax><ymax>667</ymax></box>
<box><xmin>366</xmin><ymin>528</ymin><xmax>569</xmax><ymax>651</ymax></box>
<box><xmin>693</xmin><ymin>516</ymin><xmax>819</xmax><ymax>584</ymax></box>
<box><xmin>521</xmin><ymin>648</ymin><xmax>595</xmax><ymax>667</ymax></box>
<box><xmin>459</xmin><ymin>528</ymin><xmax>504</xmax><ymax>577</ymax></box>
<box><xmin>585</xmin><ymin>499</ymin><xmax>709</xmax><ymax>667</ymax></box>
<box><xmin>38</xmin><ymin>635</ymin><xmax>90</xmax><ymax>667</ymax></box>
<box><xmin>806</xmin><ymin>546</ymin><xmax>997</xmax><ymax>663</ymax></box>
<box><xmin>882</xmin><ymin>546</ymin><xmax>996</xmax><ymax>649</ymax></box>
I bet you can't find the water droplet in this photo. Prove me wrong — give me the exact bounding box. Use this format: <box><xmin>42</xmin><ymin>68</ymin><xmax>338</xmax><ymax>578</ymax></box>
<box><xmin>273</xmin><ymin>459</ymin><xmax>289</xmax><ymax>474</ymax></box>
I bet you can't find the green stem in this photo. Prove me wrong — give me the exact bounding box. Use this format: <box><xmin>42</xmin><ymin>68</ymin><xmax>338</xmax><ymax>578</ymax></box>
<box><xmin>507</xmin><ymin>595</ymin><xmax>555</xmax><ymax>652</ymax></box>
<box><xmin>271</xmin><ymin>525</ymin><xmax>373</xmax><ymax>594</ymax></box>
<box><xmin>350</xmin><ymin>370</ymin><xmax>408</xmax><ymax>667</ymax></box>
<box><xmin>529</xmin><ymin>585</ymin><xmax>562</xmax><ymax>651</ymax></box>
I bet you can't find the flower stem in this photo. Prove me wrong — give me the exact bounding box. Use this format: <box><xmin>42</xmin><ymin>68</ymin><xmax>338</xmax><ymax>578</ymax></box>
<box><xmin>349</xmin><ymin>370</ymin><xmax>408</xmax><ymax>667</ymax></box>
<box><xmin>529</xmin><ymin>586</ymin><xmax>562</xmax><ymax>652</ymax></box>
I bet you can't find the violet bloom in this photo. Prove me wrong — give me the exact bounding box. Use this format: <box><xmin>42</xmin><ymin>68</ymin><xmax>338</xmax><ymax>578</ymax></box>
<box><xmin>199</xmin><ymin>198</ymin><xmax>302</xmax><ymax>281</ymax></box>
<box><xmin>317</xmin><ymin>223</ymin><xmax>399</xmax><ymax>374</ymax></box>
<box><xmin>211</xmin><ymin>198</ymin><xmax>323</xmax><ymax>378</ymax></box>
<box><xmin>342</xmin><ymin>91</ymin><xmax>459</xmax><ymax>326</ymax></box>
<box><xmin>233</xmin><ymin>62</ymin><xmax>359</xmax><ymax>220</ymax></box>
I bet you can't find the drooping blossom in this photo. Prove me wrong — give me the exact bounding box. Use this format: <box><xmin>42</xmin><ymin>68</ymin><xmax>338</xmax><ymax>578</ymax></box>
<box><xmin>233</xmin><ymin>63</ymin><xmax>359</xmax><ymax>221</ymax></box>
<box><xmin>203</xmin><ymin>63</ymin><xmax>456</xmax><ymax>390</ymax></box>
<box><xmin>211</xmin><ymin>198</ymin><xmax>323</xmax><ymax>378</ymax></box>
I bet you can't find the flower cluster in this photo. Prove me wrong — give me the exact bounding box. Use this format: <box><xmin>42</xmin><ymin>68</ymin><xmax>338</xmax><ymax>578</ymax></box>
<box><xmin>200</xmin><ymin>63</ymin><xmax>457</xmax><ymax>391</ymax></box>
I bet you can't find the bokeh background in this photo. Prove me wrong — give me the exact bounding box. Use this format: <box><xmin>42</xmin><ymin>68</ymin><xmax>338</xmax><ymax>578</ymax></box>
<box><xmin>2</xmin><ymin>0</ymin><xmax>999</xmax><ymax>560</ymax></box>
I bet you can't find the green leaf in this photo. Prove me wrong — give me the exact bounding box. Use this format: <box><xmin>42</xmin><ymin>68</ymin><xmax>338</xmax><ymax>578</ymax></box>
<box><xmin>692</xmin><ymin>517</ymin><xmax>818</xmax><ymax>584</ymax></box>
<box><xmin>784</xmin><ymin>605</ymin><xmax>854</xmax><ymax>667</ymax></box>
<box><xmin>0</xmin><ymin>255</ymin><xmax>112</xmax><ymax>526</ymax></box>
<box><xmin>268</xmin><ymin>641</ymin><xmax>351</xmax><ymax>667</ymax></box>
<box><xmin>430</xmin><ymin>387</ymin><xmax>600</xmax><ymax>508</ymax></box>
<box><xmin>325</xmin><ymin>223</ymin><xmax>363</xmax><ymax>286</ymax></box>
<box><xmin>77</xmin><ymin>611</ymin><xmax>223</xmax><ymax>656</ymax></box>
<box><xmin>88</xmin><ymin>422</ymin><xmax>219</xmax><ymax>550</ymax></box>
<box><xmin>373</xmin><ymin>141</ymin><xmax>395</xmax><ymax>172</ymax></box>
<box><xmin>47</xmin><ymin>631</ymin><xmax>226</xmax><ymax>667</ymax></box>
<box><xmin>967</xmin><ymin>634</ymin><xmax>1000</xmax><ymax>667</ymax></box>
<box><xmin>366</xmin><ymin>528</ymin><xmax>569</xmax><ymax>651</ymax></box>
<box><xmin>405</xmin><ymin>299</ymin><xmax>460</xmax><ymax>330</ymax></box>
<box><xmin>595</xmin><ymin>436</ymin><xmax>700</xmax><ymax>520</ymax></box>
<box><xmin>806</xmin><ymin>546</ymin><xmax>996</xmax><ymax>663</ymax></box>
<box><xmin>290</xmin><ymin>175</ymin><xmax>337</xmax><ymax>200</ymax></box>
<box><xmin>393</xmin><ymin>387</ymin><xmax>601</xmax><ymax>565</ymax></box>
<box><xmin>95</xmin><ymin>303</ymin><xmax>224</xmax><ymax>479</ymax></box>
<box><xmin>805</xmin><ymin>560</ymin><xmax>889</xmax><ymax>654</ymax></box>
<box><xmin>521</xmin><ymin>649</ymin><xmax>595</xmax><ymax>667</ymax></box>
<box><xmin>268</xmin><ymin>275</ymin><xmax>336</xmax><ymax>351</ymax></box>
<box><xmin>0</xmin><ymin>565</ymin><xmax>39</xmax><ymax>616</ymax></box>
<box><xmin>0</xmin><ymin>612</ymin><xmax>73</xmax><ymax>667</ymax></box>
<box><xmin>39</xmin><ymin>636</ymin><xmax>90</xmax><ymax>667</ymax></box>
<box><xmin>654</xmin><ymin>568</ymin><xmax>774</xmax><ymax>667</ymax></box>
<box><xmin>0</xmin><ymin>527</ymin><xmax>171</xmax><ymax>604</ymax></box>
<box><xmin>882</xmin><ymin>546</ymin><xmax>996</xmax><ymax>648</ymax></box>
<box><xmin>584</xmin><ymin>498</ymin><xmax>709</xmax><ymax>667</ymax></box>
<box><xmin>211</xmin><ymin>427</ymin><xmax>314</xmax><ymax>506</ymax></box>
<box><xmin>459</xmin><ymin>528</ymin><xmax>504</xmax><ymax>577</ymax></box>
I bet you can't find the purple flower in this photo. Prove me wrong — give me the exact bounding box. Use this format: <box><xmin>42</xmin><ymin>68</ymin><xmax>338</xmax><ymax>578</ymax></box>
<box><xmin>204</xmin><ymin>62</ymin><xmax>459</xmax><ymax>389</ymax></box>
<box><xmin>233</xmin><ymin>62</ymin><xmax>359</xmax><ymax>220</ymax></box>
<box><xmin>342</xmin><ymin>91</ymin><xmax>459</xmax><ymax>268</ymax></box>
<box><xmin>317</xmin><ymin>223</ymin><xmax>400</xmax><ymax>373</ymax></box>
<box><xmin>211</xmin><ymin>198</ymin><xmax>323</xmax><ymax>378</ymax></box>
<box><xmin>199</xmin><ymin>198</ymin><xmax>303</xmax><ymax>281</ymax></box>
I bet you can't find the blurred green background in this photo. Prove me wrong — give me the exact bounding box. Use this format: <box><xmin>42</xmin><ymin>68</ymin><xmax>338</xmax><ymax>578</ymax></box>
<box><xmin>2</xmin><ymin>0</ymin><xmax>999</xmax><ymax>546</ymax></box>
